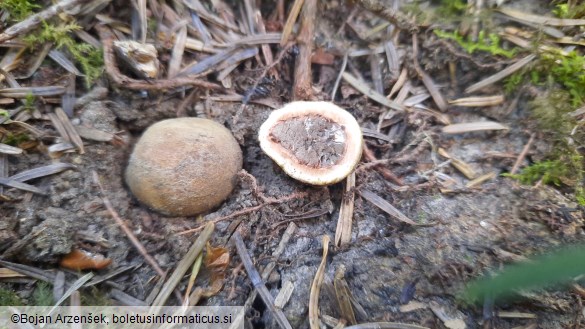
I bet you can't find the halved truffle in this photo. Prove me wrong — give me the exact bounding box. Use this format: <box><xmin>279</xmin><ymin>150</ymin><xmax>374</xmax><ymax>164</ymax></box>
<box><xmin>259</xmin><ymin>101</ymin><xmax>363</xmax><ymax>185</ymax></box>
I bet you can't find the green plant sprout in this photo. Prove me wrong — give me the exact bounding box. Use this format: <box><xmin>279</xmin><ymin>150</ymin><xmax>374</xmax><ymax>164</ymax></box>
<box><xmin>24</xmin><ymin>21</ymin><xmax>103</xmax><ymax>88</ymax></box>
<box><xmin>434</xmin><ymin>29</ymin><xmax>518</xmax><ymax>58</ymax></box>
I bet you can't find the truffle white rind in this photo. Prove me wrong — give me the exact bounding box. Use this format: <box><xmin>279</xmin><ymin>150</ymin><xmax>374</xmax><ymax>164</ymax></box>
<box><xmin>259</xmin><ymin>101</ymin><xmax>363</xmax><ymax>185</ymax></box>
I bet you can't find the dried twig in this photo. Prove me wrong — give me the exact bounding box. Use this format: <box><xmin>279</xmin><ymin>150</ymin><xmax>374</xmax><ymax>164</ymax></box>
<box><xmin>92</xmin><ymin>170</ymin><xmax>165</xmax><ymax>278</ymax></box>
<box><xmin>510</xmin><ymin>133</ymin><xmax>535</xmax><ymax>175</ymax></box>
<box><xmin>309</xmin><ymin>235</ymin><xmax>330</xmax><ymax>329</ymax></box>
<box><xmin>0</xmin><ymin>0</ymin><xmax>87</xmax><ymax>43</ymax></box>
<box><xmin>96</xmin><ymin>25</ymin><xmax>221</xmax><ymax>91</ymax></box>
<box><xmin>293</xmin><ymin>0</ymin><xmax>316</xmax><ymax>100</ymax></box>
<box><xmin>233</xmin><ymin>232</ymin><xmax>293</xmax><ymax>329</ymax></box>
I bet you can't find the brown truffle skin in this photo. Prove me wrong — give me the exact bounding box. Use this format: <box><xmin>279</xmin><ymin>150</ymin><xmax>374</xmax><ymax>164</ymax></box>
<box><xmin>125</xmin><ymin>118</ymin><xmax>242</xmax><ymax>216</ymax></box>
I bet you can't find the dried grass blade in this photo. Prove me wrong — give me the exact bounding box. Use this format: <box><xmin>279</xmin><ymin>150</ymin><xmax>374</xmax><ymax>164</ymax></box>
<box><xmin>0</xmin><ymin>86</ymin><xmax>66</xmax><ymax>98</ymax></box>
<box><xmin>188</xmin><ymin>10</ymin><xmax>211</xmax><ymax>44</ymax></box>
<box><xmin>54</xmin><ymin>107</ymin><xmax>84</xmax><ymax>154</ymax></box>
<box><xmin>309</xmin><ymin>235</ymin><xmax>330</xmax><ymax>329</ymax></box>
<box><xmin>438</xmin><ymin>148</ymin><xmax>476</xmax><ymax>179</ymax></box>
<box><xmin>449</xmin><ymin>95</ymin><xmax>505</xmax><ymax>107</ymax></box>
<box><xmin>179</xmin><ymin>47</ymin><xmax>236</xmax><ymax>76</ymax></box>
<box><xmin>168</xmin><ymin>26</ymin><xmax>188</xmax><ymax>78</ymax></box>
<box><xmin>0</xmin><ymin>259</ymin><xmax>56</xmax><ymax>282</ymax></box>
<box><xmin>0</xmin><ymin>143</ymin><xmax>23</xmax><ymax>155</ymax></box>
<box><xmin>183</xmin><ymin>251</ymin><xmax>203</xmax><ymax>306</ymax></box>
<box><xmin>151</xmin><ymin>222</ymin><xmax>214</xmax><ymax>308</ymax></box>
<box><xmin>0</xmin><ymin>154</ymin><xmax>6</xmax><ymax>195</ymax></box>
<box><xmin>0</xmin><ymin>268</ymin><xmax>25</xmax><ymax>278</ymax></box>
<box><xmin>384</xmin><ymin>40</ymin><xmax>400</xmax><ymax>78</ymax></box>
<box><xmin>0</xmin><ymin>48</ymin><xmax>26</xmax><ymax>74</ymax></box>
<box><xmin>15</xmin><ymin>44</ymin><xmax>52</xmax><ymax>79</ymax></box>
<box><xmin>370</xmin><ymin>54</ymin><xmax>384</xmax><ymax>94</ymax></box>
<box><xmin>466</xmin><ymin>172</ymin><xmax>497</xmax><ymax>188</ymax></box>
<box><xmin>0</xmin><ymin>177</ymin><xmax>46</xmax><ymax>194</ymax></box>
<box><xmin>244</xmin><ymin>223</ymin><xmax>297</xmax><ymax>310</ymax></box>
<box><xmin>404</xmin><ymin>93</ymin><xmax>431</xmax><ymax>107</ymax></box>
<box><xmin>442</xmin><ymin>121</ymin><xmax>509</xmax><ymax>134</ymax></box>
<box><xmin>412</xmin><ymin>35</ymin><xmax>448</xmax><ymax>111</ymax></box>
<box><xmin>387</xmin><ymin>68</ymin><xmax>407</xmax><ymax>99</ymax></box>
<box><xmin>331</xmin><ymin>52</ymin><xmax>348</xmax><ymax>100</ymax></box>
<box><xmin>359</xmin><ymin>189</ymin><xmax>417</xmax><ymax>225</ymax></box>
<box><xmin>137</xmin><ymin>0</ymin><xmax>147</xmax><ymax>43</ymax></box>
<box><xmin>280</xmin><ymin>0</ymin><xmax>304</xmax><ymax>45</ymax></box>
<box><xmin>46</xmin><ymin>272</ymin><xmax>94</xmax><ymax>317</ymax></box>
<box><xmin>256</xmin><ymin>11</ymin><xmax>274</xmax><ymax>66</ymax></box>
<box><xmin>342</xmin><ymin>322</ymin><xmax>430</xmax><ymax>329</ymax></box>
<box><xmin>62</xmin><ymin>74</ymin><xmax>76</xmax><ymax>117</ymax></box>
<box><xmin>497</xmin><ymin>7</ymin><xmax>585</xmax><ymax>26</ymax></box>
<box><xmin>465</xmin><ymin>54</ymin><xmax>536</xmax><ymax>94</ymax></box>
<box><xmin>335</xmin><ymin>172</ymin><xmax>355</xmax><ymax>247</ymax></box>
<box><xmin>234</xmin><ymin>231</ymin><xmax>293</xmax><ymax>329</ymax></box>
<box><xmin>342</xmin><ymin>72</ymin><xmax>406</xmax><ymax>112</ymax></box>
<box><xmin>9</xmin><ymin>163</ymin><xmax>76</xmax><ymax>182</ymax></box>
<box><xmin>334</xmin><ymin>265</ymin><xmax>357</xmax><ymax>325</ymax></box>
<box><xmin>49</xmin><ymin>49</ymin><xmax>83</xmax><ymax>76</ymax></box>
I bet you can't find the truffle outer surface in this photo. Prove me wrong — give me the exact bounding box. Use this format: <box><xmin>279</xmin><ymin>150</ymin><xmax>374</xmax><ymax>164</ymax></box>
<box><xmin>125</xmin><ymin>118</ymin><xmax>242</xmax><ymax>217</ymax></box>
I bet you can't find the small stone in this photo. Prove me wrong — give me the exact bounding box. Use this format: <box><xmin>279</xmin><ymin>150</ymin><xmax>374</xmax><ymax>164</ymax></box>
<box><xmin>125</xmin><ymin>118</ymin><xmax>243</xmax><ymax>217</ymax></box>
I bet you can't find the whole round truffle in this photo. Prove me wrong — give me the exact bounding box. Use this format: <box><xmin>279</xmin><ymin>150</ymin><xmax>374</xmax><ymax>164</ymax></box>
<box><xmin>125</xmin><ymin>118</ymin><xmax>242</xmax><ymax>217</ymax></box>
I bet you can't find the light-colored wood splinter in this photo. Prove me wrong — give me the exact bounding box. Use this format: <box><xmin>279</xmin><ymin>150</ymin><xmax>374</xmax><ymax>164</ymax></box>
<box><xmin>335</xmin><ymin>172</ymin><xmax>356</xmax><ymax>247</ymax></box>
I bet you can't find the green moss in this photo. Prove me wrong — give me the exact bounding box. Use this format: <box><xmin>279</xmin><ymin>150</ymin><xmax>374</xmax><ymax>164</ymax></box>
<box><xmin>537</xmin><ymin>50</ymin><xmax>585</xmax><ymax>107</ymax></box>
<box><xmin>503</xmin><ymin>71</ymin><xmax>526</xmax><ymax>94</ymax></box>
<box><xmin>0</xmin><ymin>0</ymin><xmax>39</xmax><ymax>22</ymax></box>
<box><xmin>0</xmin><ymin>287</ymin><xmax>22</xmax><ymax>306</ymax></box>
<box><xmin>2</xmin><ymin>132</ymin><xmax>31</xmax><ymax>146</ymax></box>
<box><xmin>434</xmin><ymin>29</ymin><xmax>518</xmax><ymax>58</ymax></box>
<box><xmin>32</xmin><ymin>281</ymin><xmax>53</xmax><ymax>306</ymax></box>
<box><xmin>505</xmin><ymin>91</ymin><xmax>585</xmax><ymax>205</ymax></box>
<box><xmin>23</xmin><ymin>21</ymin><xmax>103</xmax><ymax>88</ymax></box>
<box><xmin>554</xmin><ymin>1</ymin><xmax>585</xmax><ymax>19</ymax></box>
<box><xmin>80</xmin><ymin>287</ymin><xmax>111</xmax><ymax>306</ymax></box>
<box><xmin>436</xmin><ymin>0</ymin><xmax>467</xmax><ymax>18</ymax></box>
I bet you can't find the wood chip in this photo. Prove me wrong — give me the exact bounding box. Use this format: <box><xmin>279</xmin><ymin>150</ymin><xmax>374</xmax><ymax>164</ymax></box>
<box><xmin>442</xmin><ymin>121</ymin><xmax>509</xmax><ymax>134</ymax></box>
<box><xmin>359</xmin><ymin>189</ymin><xmax>417</xmax><ymax>225</ymax></box>
<box><xmin>54</xmin><ymin>107</ymin><xmax>85</xmax><ymax>154</ymax></box>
